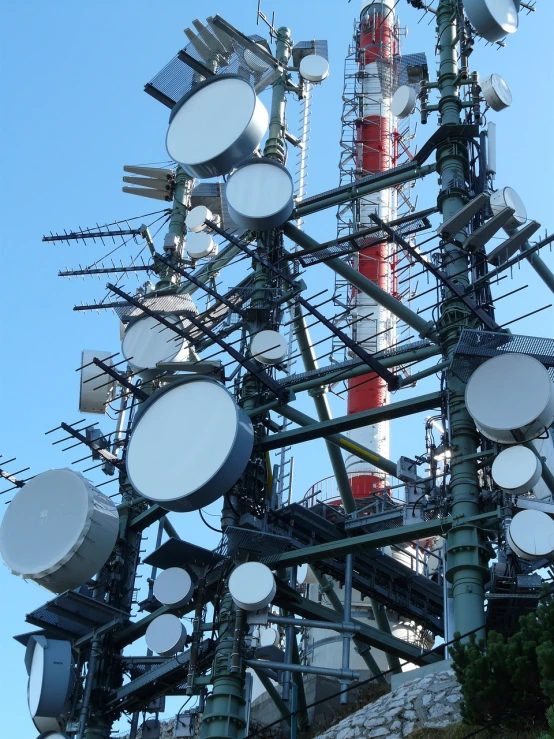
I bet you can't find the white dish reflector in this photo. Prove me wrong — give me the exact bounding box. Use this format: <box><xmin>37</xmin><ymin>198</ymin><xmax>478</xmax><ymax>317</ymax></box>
<box><xmin>229</xmin><ymin>562</ymin><xmax>276</xmax><ymax>611</ymax></box>
<box><xmin>465</xmin><ymin>354</ymin><xmax>554</xmax><ymax>444</ymax></box>
<box><xmin>0</xmin><ymin>469</ymin><xmax>119</xmax><ymax>593</ymax></box>
<box><xmin>299</xmin><ymin>54</ymin><xmax>330</xmax><ymax>83</ymax></box>
<box><xmin>225</xmin><ymin>158</ymin><xmax>294</xmax><ymax>231</ymax></box>
<box><xmin>186</xmin><ymin>232</ymin><xmax>218</xmax><ymax>259</ymax></box>
<box><xmin>507</xmin><ymin>509</ymin><xmax>554</xmax><ymax>561</ymax></box>
<box><xmin>481</xmin><ymin>74</ymin><xmax>512</xmax><ymax>111</ymax></box>
<box><xmin>79</xmin><ymin>350</ymin><xmax>116</xmax><ymax>414</ymax></box>
<box><xmin>122</xmin><ymin>314</ymin><xmax>190</xmax><ymax>371</ymax></box>
<box><xmin>27</xmin><ymin>638</ymin><xmax>73</xmax><ymax>719</ymax></box>
<box><xmin>145</xmin><ymin>614</ymin><xmax>187</xmax><ymax>657</ymax></box>
<box><xmin>490</xmin><ymin>187</ymin><xmax>526</xmax><ymax>233</ymax></box>
<box><xmin>259</xmin><ymin>626</ymin><xmax>279</xmax><ymax>647</ymax></box>
<box><xmin>33</xmin><ymin>717</ymin><xmax>64</xmax><ymax>733</ymax></box>
<box><xmin>186</xmin><ymin>205</ymin><xmax>213</xmax><ymax>233</ymax></box>
<box><xmin>166</xmin><ymin>75</ymin><xmax>269</xmax><ymax>179</ymax></box>
<box><xmin>391</xmin><ymin>85</ymin><xmax>417</xmax><ymax>119</ymax></box>
<box><xmin>250</xmin><ymin>330</ymin><xmax>288</xmax><ymax>365</ymax></box>
<box><xmin>153</xmin><ymin>567</ymin><xmax>194</xmax><ymax>609</ymax></box>
<box><xmin>126</xmin><ymin>376</ymin><xmax>254</xmax><ymax>512</ymax></box>
<box><xmin>463</xmin><ymin>0</ymin><xmax>518</xmax><ymax>42</ymax></box>
<box><xmin>491</xmin><ymin>445</ymin><xmax>542</xmax><ymax>495</ymax></box>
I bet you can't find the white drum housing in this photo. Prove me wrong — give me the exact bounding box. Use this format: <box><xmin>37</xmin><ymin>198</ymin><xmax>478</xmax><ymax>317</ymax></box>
<box><xmin>0</xmin><ymin>469</ymin><xmax>119</xmax><ymax>593</ymax></box>
<box><xmin>153</xmin><ymin>567</ymin><xmax>194</xmax><ymax>609</ymax></box>
<box><xmin>166</xmin><ymin>75</ymin><xmax>269</xmax><ymax>179</ymax></box>
<box><xmin>145</xmin><ymin>614</ymin><xmax>187</xmax><ymax>657</ymax></box>
<box><xmin>79</xmin><ymin>350</ymin><xmax>116</xmax><ymax>414</ymax></box>
<box><xmin>126</xmin><ymin>376</ymin><xmax>254</xmax><ymax>512</ymax></box>
<box><xmin>481</xmin><ymin>74</ymin><xmax>512</xmax><ymax>112</ymax></box>
<box><xmin>229</xmin><ymin>562</ymin><xmax>276</xmax><ymax>611</ymax></box>
<box><xmin>225</xmin><ymin>158</ymin><xmax>294</xmax><ymax>231</ymax></box>
<box><xmin>250</xmin><ymin>330</ymin><xmax>288</xmax><ymax>365</ymax></box>
<box><xmin>490</xmin><ymin>187</ymin><xmax>527</xmax><ymax>233</ymax></box>
<box><xmin>491</xmin><ymin>445</ymin><xmax>542</xmax><ymax>495</ymax></box>
<box><xmin>186</xmin><ymin>232</ymin><xmax>218</xmax><ymax>259</ymax></box>
<box><xmin>299</xmin><ymin>54</ymin><xmax>330</xmax><ymax>83</ymax></box>
<box><xmin>463</xmin><ymin>0</ymin><xmax>518</xmax><ymax>43</ymax></box>
<box><xmin>465</xmin><ymin>354</ymin><xmax>554</xmax><ymax>444</ymax></box>
<box><xmin>391</xmin><ymin>85</ymin><xmax>417</xmax><ymax>119</ymax></box>
<box><xmin>26</xmin><ymin>637</ymin><xmax>74</xmax><ymax>720</ymax></box>
<box><xmin>122</xmin><ymin>314</ymin><xmax>190</xmax><ymax>371</ymax></box>
<box><xmin>506</xmin><ymin>509</ymin><xmax>554</xmax><ymax>561</ymax></box>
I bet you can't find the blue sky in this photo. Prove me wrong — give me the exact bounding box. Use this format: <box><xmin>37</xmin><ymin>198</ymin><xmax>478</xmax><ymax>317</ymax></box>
<box><xmin>0</xmin><ymin>1</ymin><xmax>552</xmax><ymax>736</ymax></box>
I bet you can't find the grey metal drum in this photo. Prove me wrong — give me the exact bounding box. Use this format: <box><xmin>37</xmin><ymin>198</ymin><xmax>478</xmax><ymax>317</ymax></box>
<box><xmin>166</xmin><ymin>75</ymin><xmax>269</xmax><ymax>179</ymax></box>
<box><xmin>26</xmin><ymin>637</ymin><xmax>74</xmax><ymax>721</ymax></box>
<box><xmin>125</xmin><ymin>376</ymin><xmax>254</xmax><ymax>512</ymax></box>
<box><xmin>463</xmin><ymin>0</ymin><xmax>518</xmax><ymax>42</ymax></box>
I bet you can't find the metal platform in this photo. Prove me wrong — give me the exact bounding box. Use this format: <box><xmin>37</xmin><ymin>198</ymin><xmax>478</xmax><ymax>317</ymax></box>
<box><xmin>144</xmin><ymin>538</ymin><xmax>224</xmax><ymax>570</ymax></box>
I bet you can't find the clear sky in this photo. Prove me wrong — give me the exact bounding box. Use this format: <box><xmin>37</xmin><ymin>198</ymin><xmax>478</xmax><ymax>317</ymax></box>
<box><xmin>0</xmin><ymin>1</ymin><xmax>553</xmax><ymax>737</ymax></box>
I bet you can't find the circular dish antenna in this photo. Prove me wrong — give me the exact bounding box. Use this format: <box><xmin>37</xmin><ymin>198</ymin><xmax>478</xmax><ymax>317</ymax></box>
<box><xmin>259</xmin><ymin>626</ymin><xmax>279</xmax><ymax>647</ymax></box>
<box><xmin>28</xmin><ymin>639</ymin><xmax>73</xmax><ymax>719</ymax></box>
<box><xmin>145</xmin><ymin>614</ymin><xmax>187</xmax><ymax>657</ymax></box>
<box><xmin>186</xmin><ymin>232</ymin><xmax>218</xmax><ymax>260</ymax></box>
<box><xmin>506</xmin><ymin>509</ymin><xmax>554</xmax><ymax>561</ymax></box>
<box><xmin>226</xmin><ymin>158</ymin><xmax>294</xmax><ymax>231</ymax></box>
<box><xmin>532</xmin><ymin>433</ymin><xmax>554</xmax><ymax>502</ymax></box>
<box><xmin>465</xmin><ymin>354</ymin><xmax>554</xmax><ymax>444</ymax></box>
<box><xmin>36</xmin><ymin>733</ymin><xmax>69</xmax><ymax>739</ymax></box>
<box><xmin>228</xmin><ymin>562</ymin><xmax>276</xmax><ymax>611</ymax></box>
<box><xmin>491</xmin><ymin>445</ymin><xmax>542</xmax><ymax>495</ymax></box>
<box><xmin>186</xmin><ymin>205</ymin><xmax>213</xmax><ymax>233</ymax></box>
<box><xmin>79</xmin><ymin>350</ymin><xmax>116</xmax><ymax>414</ymax></box>
<box><xmin>153</xmin><ymin>567</ymin><xmax>194</xmax><ymax>609</ymax></box>
<box><xmin>122</xmin><ymin>314</ymin><xmax>190</xmax><ymax>371</ymax></box>
<box><xmin>391</xmin><ymin>85</ymin><xmax>417</xmax><ymax>119</ymax></box>
<box><xmin>244</xmin><ymin>45</ymin><xmax>271</xmax><ymax>73</ymax></box>
<box><xmin>481</xmin><ymin>74</ymin><xmax>512</xmax><ymax>111</ymax></box>
<box><xmin>296</xmin><ymin>563</ymin><xmax>308</xmax><ymax>585</ymax></box>
<box><xmin>0</xmin><ymin>469</ymin><xmax>119</xmax><ymax>593</ymax></box>
<box><xmin>166</xmin><ymin>75</ymin><xmax>269</xmax><ymax>179</ymax></box>
<box><xmin>463</xmin><ymin>0</ymin><xmax>518</xmax><ymax>42</ymax></box>
<box><xmin>33</xmin><ymin>718</ymin><xmax>64</xmax><ymax>734</ymax></box>
<box><xmin>299</xmin><ymin>54</ymin><xmax>330</xmax><ymax>83</ymax></box>
<box><xmin>250</xmin><ymin>330</ymin><xmax>288</xmax><ymax>365</ymax></box>
<box><xmin>490</xmin><ymin>186</ymin><xmax>527</xmax><ymax>233</ymax></box>
<box><xmin>126</xmin><ymin>376</ymin><xmax>254</xmax><ymax>512</ymax></box>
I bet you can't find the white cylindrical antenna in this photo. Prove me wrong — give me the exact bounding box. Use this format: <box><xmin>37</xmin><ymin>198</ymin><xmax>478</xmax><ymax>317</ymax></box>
<box><xmin>487</xmin><ymin>121</ymin><xmax>497</xmax><ymax>176</ymax></box>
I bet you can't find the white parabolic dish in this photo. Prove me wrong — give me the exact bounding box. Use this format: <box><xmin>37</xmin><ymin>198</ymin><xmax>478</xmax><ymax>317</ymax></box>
<box><xmin>391</xmin><ymin>85</ymin><xmax>417</xmax><ymax>119</ymax></box>
<box><xmin>185</xmin><ymin>205</ymin><xmax>213</xmax><ymax>233</ymax></box>
<box><xmin>507</xmin><ymin>509</ymin><xmax>554</xmax><ymax>561</ymax></box>
<box><xmin>491</xmin><ymin>445</ymin><xmax>542</xmax><ymax>495</ymax></box>
<box><xmin>126</xmin><ymin>377</ymin><xmax>254</xmax><ymax>512</ymax></box>
<box><xmin>145</xmin><ymin>614</ymin><xmax>187</xmax><ymax>657</ymax></box>
<box><xmin>166</xmin><ymin>75</ymin><xmax>269</xmax><ymax>179</ymax></box>
<box><xmin>153</xmin><ymin>567</ymin><xmax>194</xmax><ymax>608</ymax></box>
<box><xmin>27</xmin><ymin>638</ymin><xmax>73</xmax><ymax>719</ymax></box>
<box><xmin>465</xmin><ymin>354</ymin><xmax>554</xmax><ymax>444</ymax></box>
<box><xmin>299</xmin><ymin>54</ymin><xmax>330</xmax><ymax>83</ymax></box>
<box><xmin>250</xmin><ymin>330</ymin><xmax>288</xmax><ymax>365</ymax></box>
<box><xmin>79</xmin><ymin>349</ymin><xmax>116</xmax><ymax>414</ymax></box>
<box><xmin>490</xmin><ymin>186</ymin><xmax>526</xmax><ymax>233</ymax></box>
<box><xmin>463</xmin><ymin>0</ymin><xmax>518</xmax><ymax>43</ymax></box>
<box><xmin>186</xmin><ymin>232</ymin><xmax>218</xmax><ymax>260</ymax></box>
<box><xmin>122</xmin><ymin>314</ymin><xmax>189</xmax><ymax>371</ymax></box>
<box><xmin>225</xmin><ymin>158</ymin><xmax>294</xmax><ymax>231</ymax></box>
<box><xmin>0</xmin><ymin>469</ymin><xmax>119</xmax><ymax>593</ymax></box>
<box><xmin>228</xmin><ymin>562</ymin><xmax>276</xmax><ymax>611</ymax></box>
<box><xmin>481</xmin><ymin>74</ymin><xmax>512</xmax><ymax>112</ymax></box>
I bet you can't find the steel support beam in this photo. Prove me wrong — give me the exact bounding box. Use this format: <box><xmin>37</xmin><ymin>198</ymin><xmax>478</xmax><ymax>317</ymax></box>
<box><xmin>283</xmin><ymin>222</ymin><xmax>438</xmax><ymax>341</ymax></box>
<box><xmin>260</xmin><ymin>392</ymin><xmax>442</xmax><ymax>451</ymax></box>
<box><xmin>520</xmin><ymin>239</ymin><xmax>554</xmax><ymax>294</ymax></box>
<box><xmin>250</xmin><ymin>666</ymin><xmax>291</xmax><ymax>726</ymax></box>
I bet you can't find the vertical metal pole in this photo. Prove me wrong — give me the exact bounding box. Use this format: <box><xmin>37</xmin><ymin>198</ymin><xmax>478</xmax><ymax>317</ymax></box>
<box><xmin>282</xmin><ymin>567</ymin><xmax>297</xmax><ymax>702</ymax></box>
<box><xmin>290</xmin><ymin>683</ymin><xmax>298</xmax><ymax>739</ymax></box>
<box><xmin>340</xmin><ymin>554</ymin><xmax>353</xmax><ymax>704</ymax></box>
<box><xmin>436</xmin><ymin>0</ymin><xmax>489</xmax><ymax>641</ymax></box>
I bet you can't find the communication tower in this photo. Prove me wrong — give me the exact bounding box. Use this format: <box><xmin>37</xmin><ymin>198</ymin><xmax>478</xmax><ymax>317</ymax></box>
<box><xmin>1</xmin><ymin>2</ymin><xmax>553</xmax><ymax>739</ymax></box>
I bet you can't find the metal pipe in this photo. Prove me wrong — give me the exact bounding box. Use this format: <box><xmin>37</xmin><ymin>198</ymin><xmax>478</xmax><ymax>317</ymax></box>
<box><xmin>520</xmin><ymin>240</ymin><xmax>554</xmax><ymax>294</ymax></box>
<box><xmin>290</xmin><ymin>638</ymin><xmax>310</xmax><ymax>731</ymax></box>
<box><xmin>340</xmin><ymin>554</ymin><xmax>353</xmax><ymax>704</ymax></box>
<box><xmin>283</xmin><ymin>222</ymin><xmax>438</xmax><ymax>341</ymax></box>
<box><xmin>269</xmin><ymin>615</ymin><xmax>361</xmax><ymax>633</ymax></box>
<box><xmin>77</xmin><ymin>637</ymin><xmax>101</xmax><ymax>739</ymax></box>
<box><xmin>250</xmin><ymin>666</ymin><xmax>291</xmax><ymax>726</ymax></box>
<box><xmin>524</xmin><ymin>441</ymin><xmax>554</xmax><ymax>498</ymax></box>
<box><xmin>245</xmin><ymin>659</ymin><xmax>359</xmax><ymax>681</ymax></box>
<box><xmin>370</xmin><ymin>600</ymin><xmax>401</xmax><ymax>674</ymax></box>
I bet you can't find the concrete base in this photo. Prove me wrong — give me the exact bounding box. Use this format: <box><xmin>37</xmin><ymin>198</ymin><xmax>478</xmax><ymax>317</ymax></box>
<box><xmin>391</xmin><ymin>658</ymin><xmax>452</xmax><ymax>690</ymax></box>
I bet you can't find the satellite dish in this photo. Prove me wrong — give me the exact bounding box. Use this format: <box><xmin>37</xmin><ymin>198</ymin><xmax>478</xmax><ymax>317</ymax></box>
<box><xmin>259</xmin><ymin>626</ymin><xmax>279</xmax><ymax>647</ymax></box>
<box><xmin>481</xmin><ymin>74</ymin><xmax>512</xmax><ymax>111</ymax></box>
<box><xmin>27</xmin><ymin>638</ymin><xmax>74</xmax><ymax>720</ymax></box>
<box><xmin>122</xmin><ymin>314</ymin><xmax>190</xmax><ymax>371</ymax></box>
<box><xmin>244</xmin><ymin>44</ymin><xmax>271</xmax><ymax>73</ymax></box>
<box><xmin>126</xmin><ymin>376</ymin><xmax>254</xmax><ymax>512</ymax></box>
<box><xmin>465</xmin><ymin>354</ymin><xmax>554</xmax><ymax>444</ymax></box>
<box><xmin>506</xmin><ymin>509</ymin><xmax>554</xmax><ymax>561</ymax></box>
<box><xmin>391</xmin><ymin>85</ymin><xmax>417</xmax><ymax>119</ymax></box>
<box><xmin>33</xmin><ymin>717</ymin><xmax>64</xmax><ymax>734</ymax></box>
<box><xmin>166</xmin><ymin>75</ymin><xmax>269</xmax><ymax>179</ymax></box>
<box><xmin>491</xmin><ymin>445</ymin><xmax>542</xmax><ymax>495</ymax></box>
<box><xmin>145</xmin><ymin>614</ymin><xmax>187</xmax><ymax>657</ymax></box>
<box><xmin>490</xmin><ymin>187</ymin><xmax>527</xmax><ymax>233</ymax></box>
<box><xmin>228</xmin><ymin>562</ymin><xmax>276</xmax><ymax>611</ymax></box>
<box><xmin>299</xmin><ymin>54</ymin><xmax>330</xmax><ymax>83</ymax></box>
<box><xmin>79</xmin><ymin>350</ymin><xmax>116</xmax><ymax>414</ymax></box>
<box><xmin>185</xmin><ymin>232</ymin><xmax>218</xmax><ymax>259</ymax></box>
<box><xmin>250</xmin><ymin>330</ymin><xmax>288</xmax><ymax>365</ymax></box>
<box><xmin>463</xmin><ymin>0</ymin><xmax>518</xmax><ymax>42</ymax></box>
<box><xmin>0</xmin><ymin>469</ymin><xmax>119</xmax><ymax>593</ymax></box>
<box><xmin>186</xmin><ymin>205</ymin><xmax>213</xmax><ymax>233</ymax></box>
<box><xmin>225</xmin><ymin>158</ymin><xmax>294</xmax><ymax>231</ymax></box>
<box><xmin>153</xmin><ymin>567</ymin><xmax>194</xmax><ymax>609</ymax></box>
